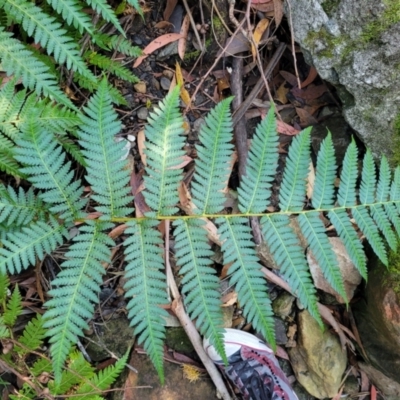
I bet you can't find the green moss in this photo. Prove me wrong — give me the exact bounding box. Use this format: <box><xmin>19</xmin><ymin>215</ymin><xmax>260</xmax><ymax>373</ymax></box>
<box><xmin>384</xmin><ymin>247</ymin><xmax>400</xmax><ymax>294</ymax></box>
<box><xmin>321</xmin><ymin>0</ymin><xmax>340</xmax><ymax>18</ymax></box>
<box><xmin>361</xmin><ymin>0</ymin><xmax>400</xmax><ymax>43</ymax></box>
<box><xmin>304</xmin><ymin>27</ymin><xmax>348</xmax><ymax>59</ymax></box>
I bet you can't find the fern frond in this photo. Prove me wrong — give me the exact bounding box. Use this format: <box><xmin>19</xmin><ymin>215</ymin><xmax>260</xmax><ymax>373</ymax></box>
<box><xmin>352</xmin><ymin>206</ymin><xmax>388</xmax><ymax>266</ymax></box>
<box><xmin>46</xmin><ymin>0</ymin><xmax>93</xmax><ymax>34</ymax></box>
<box><xmin>298</xmin><ymin>212</ymin><xmax>347</xmax><ymax>302</ymax></box>
<box><xmin>125</xmin><ymin>0</ymin><xmax>143</xmax><ymax>15</ymax></box>
<box><xmin>75</xmin><ymin>351</ymin><xmax>128</xmax><ymax>397</ymax></box>
<box><xmin>279</xmin><ymin>127</ymin><xmax>312</xmax><ymax>212</ymax></box>
<box><xmin>107</xmin><ymin>35</ymin><xmax>142</xmax><ymax>57</ymax></box>
<box><xmin>84</xmin><ymin>0</ymin><xmax>124</xmax><ymax>34</ymax></box>
<box><xmin>312</xmin><ymin>132</ymin><xmax>336</xmax><ymax>209</ymax></box>
<box><xmin>55</xmin><ymin>135</ymin><xmax>86</xmax><ymax>166</ymax></box>
<box><xmin>173</xmin><ymin>219</ymin><xmax>226</xmax><ymax>362</ymax></box>
<box><xmin>337</xmin><ymin>139</ymin><xmax>358</xmax><ymax>207</ymax></box>
<box><xmin>43</xmin><ymin>221</ymin><xmax>114</xmax><ymax>381</ymax></box>
<box><xmin>0</xmin><ymin>147</ymin><xmax>21</xmax><ymax>176</ymax></box>
<box><xmin>16</xmin><ymin>314</ymin><xmax>46</xmax><ymax>353</ymax></box>
<box><xmin>359</xmin><ymin>149</ymin><xmax>376</xmax><ymax>204</ymax></box>
<box><xmin>191</xmin><ymin>97</ymin><xmax>234</xmax><ymax>214</ymax></box>
<box><xmin>261</xmin><ymin>214</ymin><xmax>322</xmax><ymax>325</ymax></box>
<box><xmin>85</xmin><ymin>52</ymin><xmax>139</xmax><ymax>83</ymax></box>
<box><xmin>370</xmin><ymin>157</ymin><xmax>398</xmax><ymax>250</ymax></box>
<box><xmin>3</xmin><ymin>284</ymin><xmax>22</xmax><ymax>326</ymax></box>
<box><xmin>15</xmin><ymin>119</ymin><xmax>86</xmax><ymax>221</ymax></box>
<box><xmin>50</xmin><ymin>350</ymin><xmax>95</xmax><ymax>395</ymax></box>
<box><xmin>79</xmin><ymin>79</ymin><xmax>133</xmax><ymax>219</ymax></box>
<box><xmin>0</xmin><ymin>274</ymin><xmax>10</xmax><ymax>303</ymax></box>
<box><xmin>0</xmin><ymin>29</ymin><xmax>76</xmax><ymax>109</ymax></box>
<box><xmin>328</xmin><ymin>209</ymin><xmax>367</xmax><ymax>278</ymax></box>
<box><xmin>237</xmin><ymin>105</ymin><xmax>279</xmax><ymax>214</ymax></box>
<box><xmin>143</xmin><ymin>86</ymin><xmax>186</xmax><ymax>216</ymax></box>
<box><xmin>0</xmin><ymin>185</ymin><xmax>46</xmax><ymax>226</ymax></box>
<box><xmin>0</xmin><ymin>219</ymin><xmax>67</xmax><ymax>274</ymax></box>
<box><xmin>30</xmin><ymin>358</ymin><xmax>52</xmax><ymax>377</ymax></box>
<box><xmin>2</xmin><ymin>0</ymin><xmax>96</xmax><ymax>82</ymax></box>
<box><xmin>123</xmin><ymin>219</ymin><xmax>168</xmax><ymax>383</ymax></box>
<box><xmin>0</xmin><ymin>317</ymin><xmax>10</xmax><ymax>339</ymax></box>
<box><xmin>218</xmin><ymin>217</ymin><xmax>275</xmax><ymax>346</ymax></box>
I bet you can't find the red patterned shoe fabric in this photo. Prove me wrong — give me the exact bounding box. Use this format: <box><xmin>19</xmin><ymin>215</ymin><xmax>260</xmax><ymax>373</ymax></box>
<box><xmin>204</xmin><ymin>329</ymin><xmax>298</xmax><ymax>400</ymax></box>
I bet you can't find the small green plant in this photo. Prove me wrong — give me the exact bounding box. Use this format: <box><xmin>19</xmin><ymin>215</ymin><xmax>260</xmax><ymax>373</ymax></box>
<box><xmin>1</xmin><ymin>81</ymin><xmax>400</xmax><ymax>383</ymax></box>
<box><xmin>0</xmin><ymin>274</ymin><xmax>127</xmax><ymax>399</ymax></box>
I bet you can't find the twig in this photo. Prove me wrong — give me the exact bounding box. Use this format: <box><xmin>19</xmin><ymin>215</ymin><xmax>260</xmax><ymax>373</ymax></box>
<box><xmin>182</xmin><ymin>0</ymin><xmax>204</xmax><ymax>53</ymax></box>
<box><xmin>232</xmin><ymin>42</ymin><xmax>286</xmax><ymax>126</ymax></box>
<box><xmin>286</xmin><ymin>0</ymin><xmax>301</xmax><ymax>88</ymax></box>
<box><xmin>164</xmin><ymin>221</ymin><xmax>232</xmax><ymax>400</ymax></box>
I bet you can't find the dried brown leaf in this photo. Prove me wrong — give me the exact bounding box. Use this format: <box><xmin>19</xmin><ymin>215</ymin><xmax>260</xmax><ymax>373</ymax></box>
<box><xmin>178</xmin><ymin>14</ymin><xmax>190</xmax><ymax>60</ymax></box>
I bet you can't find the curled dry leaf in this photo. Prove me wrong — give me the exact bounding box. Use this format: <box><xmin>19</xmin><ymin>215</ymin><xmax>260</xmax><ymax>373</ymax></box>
<box><xmin>137</xmin><ymin>129</ymin><xmax>146</xmax><ymax>166</ymax></box>
<box><xmin>175</xmin><ymin>62</ymin><xmax>191</xmax><ymax>107</ymax></box>
<box><xmin>276</xmin><ymin>120</ymin><xmax>300</xmax><ymax>135</ymax></box>
<box><xmin>133</xmin><ymin>33</ymin><xmax>184</xmax><ymax>68</ymax></box>
<box><xmin>251</xmin><ymin>18</ymin><xmax>270</xmax><ymax>61</ymax></box>
<box><xmin>273</xmin><ymin>0</ymin><xmax>283</xmax><ymax>27</ymax></box>
<box><xmin>178</xmin><ymin>13</ymin><xmax>190</xmax><ymax>60</ymax></box>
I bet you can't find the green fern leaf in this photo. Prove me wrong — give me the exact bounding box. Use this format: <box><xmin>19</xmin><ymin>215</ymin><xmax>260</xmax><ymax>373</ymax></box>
<box><xmin>30</xmin><ymin>358</ymin><xmax>53</xmax><ymax>377</ymax></box>
<box><xmin>143</xmin><ymin>86</ymin><xmax>186</xmax><ymax>216</ymax></box>
<box><xmin>261</xmin><ymin>214</ymin><xmax>322</xmax><ymax>326</ymax></box>
<box><xmin>46</xmin><ymin>0</ymin><xmax>93</xmax><ymax>34</ymax></box>
<box><xmin>0</xmin><ymin>317</ymin><xmax>10</xmax><ymax>339</ymax></box>
<box><xmin>0</xmin><ymin>184</ymin><xmax>46</xmax><ymax>226</ymax></box>
<box><xmin>0</xmin><ymin>28</ymin><xmax>76</xmax><ymax>109</ymax></box>
<box><xmin>218</xmin><ymin>217</ymin><xmax>276</xmax><ymax>346</ymax></box>
<box><xmin>123</xmin><ymin>219</ymin><xmax>168</xmax><ymax>383</ymax></box>
<box><xmin>16</xmin><ymin>314</ymin><xmax>46</xmax><ymax>353</ymax></box>
<box><xmin>43</xmin><ymin>221</ymin><xmax>114</xmax><ymax>381</ymax></box>
<box><xmin>126</xmin><ymin>0</ymin><xmax>143</xmax><ymax>15</ymax></box>
<box><xmin>3</xmin><ymin>284</ymin><xmax>22</xmax><ymax>326</ymax></box>
<box><xmin>50</xmin><ymin>350</ymin><xmax>95</xmax><ymax>395</ymax></box>
<box><xmin>15</xmin><ymin>119</ymin><xmax>86</xmax><ymax>221</ymax></box>
<box><xmin>174</xmin><ymin>219</ymin><xmax>226</xmax><ymax>362</ymax></box>
<box><xmin>79</xmin><ymin>79</ymin><xmax>133</xmax><ymax>219</ymax></box>
<box><xmin>312</xmin><ymin>132</ymin><xmax>336</xmax><ymax>209</ymax></box>
<box><xmin>370</xmin><ymin>157</ymin><xmax>398</xmax><ymax>250</ymax></box>
<box><xmin>75</xmin><ymin>351</ymin><xmax>129</xmax><ymax>398</ymax></box>
<box><xmin>85</xmin><ymin>52</ymin><xmax>139</xmax><ymax>83</ymax></box>
<box><xmin>328</xmin><ymin>209</ymin><xmax>367</xmax><ymax>278</ymax></box>
<box><xmin>84</xmin><ymin>0</ymin><xmax>124</xmax><ymax>34</ymax></box>
<box><xmin>0</xmin><ymin>147</ymin><xmax>21</xmax><ymax>176</ymax></box>
<box><xmin>359</xmin><ymin>149</ymin><xmax>376</xmax><ymax>205</ymax></box>
<box><xmin>55</xmin><ymin>135</ymin><xmax>86</xmax><ymax>166</ymax></box>
<box><xmin>0</xmin><ymin>274</ymin><xmax>10</xmax><ymax>303</ymax></box>
<box><xmin>0</xmin><ymin>219</ymin><xmax>67</xmax><ymax>274</ymax></box>
<box><xmin>279</xmin><ymin>127</ymin><xmax>312</xmax><ymax>212</ymax></box>
<box><xmin>337</xmin><ymin>139</ymin><xmax>358</xmax><ymax>207</ymax></box>
<box><xmin>352</xmin><ymin>206</ymin><xmax>388</xmax><ymax>266</ymax></box>
<box><xmin>107</xmin><ymin>35</ymin><xmax>142</xmax><ymax>57</ymax></box>
<box><xmin>2</xmin><ymin>0</ymin><xmax>96</xmax><ymax>82</ymax></box>
<box><xmin>298</xmin><ymin>212</ymin><xmax>347</xmax><ymax>302</ymax></box>
<box><xmin>191</xmin><ymin>97</ymin><xmax>234</xmax><ymax>214</ymax></box>
<box><xmin>238</xmin><ymin>105</ymin><xmax>279</xmax><ymax>214</ymax></box>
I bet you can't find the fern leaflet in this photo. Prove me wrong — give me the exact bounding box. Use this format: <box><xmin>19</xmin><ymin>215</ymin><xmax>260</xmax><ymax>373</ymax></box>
<box><xmin>238</xmin><ymin>105</ymin><xmax>279</xmax><ymax>214</ymax></box>
<box><xmin>16</xmin><ymin>314</ymin><xmax>46</xmax><ymax>353</ymax></box>
<box><xmin>3</xmin><ymin>284</ymin><xmax>22</xmax><ymax>326</ymax></box>
<box><xmin>2</xmin><ymin>0</ymin><xmax>96</xmax><ymax>82</ymax></box>
<box><xmin>174</xmin><ymin>219</ymin><xmax>227</xmax><ymax>362</ymax></box>
<box><xmin>123</xmin><ymin>220</ymin><xmax>169</xmax><ymax>383</ymax></box>
<box><xmin>261</xmin><ymin>214</ymin><xmax>322</xmax><ymax>325</ymax></box>
<box><xmin>143</xmin><ymin>86</ymin><xmax>186</xmax><ymax>216</ymax></box>
<box><xmin>43</xmin><ymin>221</ymin><xmax>114</xmax><ymax>381</ymax></box>
<box><xmin>279</xmin><ymin>127</ymin><xmax>312</xmax><ymax>212</ymax></box>
<box><xmin>191</xmin><ymin>97</ymin><xmax>234</xmax><ymax>214</ymax></box>
<box><xmin>218</xmin><ymin>217</ymin><xmax>275</xmax><ymax>346</ymax></box>
<box><xmin>79</xmin><ymin>78</ymin><xmax>133</xmax><ymax>219</ymax></box>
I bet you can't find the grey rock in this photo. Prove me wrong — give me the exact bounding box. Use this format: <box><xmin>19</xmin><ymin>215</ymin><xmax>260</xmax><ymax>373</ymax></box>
<box><xmin>160</xmin><ymin>76</ymin><xmax>171</xmax><ymax>90</ymax></box>
<box><xmin>137</xmin><ymin>107</ymin><xmax>149</xmax><ymax>120</ymax></box>
<box><xmin>286</xmin><ymin>0</ymin><xmax>400</xmax><ymax>159</ymax></box>
<box><xmin>272</xmin><ymin>292</ymin><xmax>295</xmax><ymax>319</ymax></box>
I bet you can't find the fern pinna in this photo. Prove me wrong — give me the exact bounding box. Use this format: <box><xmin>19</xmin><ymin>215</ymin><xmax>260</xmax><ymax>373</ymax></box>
<box><xmin>1</xmin><ymin>80</ymin><xmax>400</xmax><ymax>383</ymax></box>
